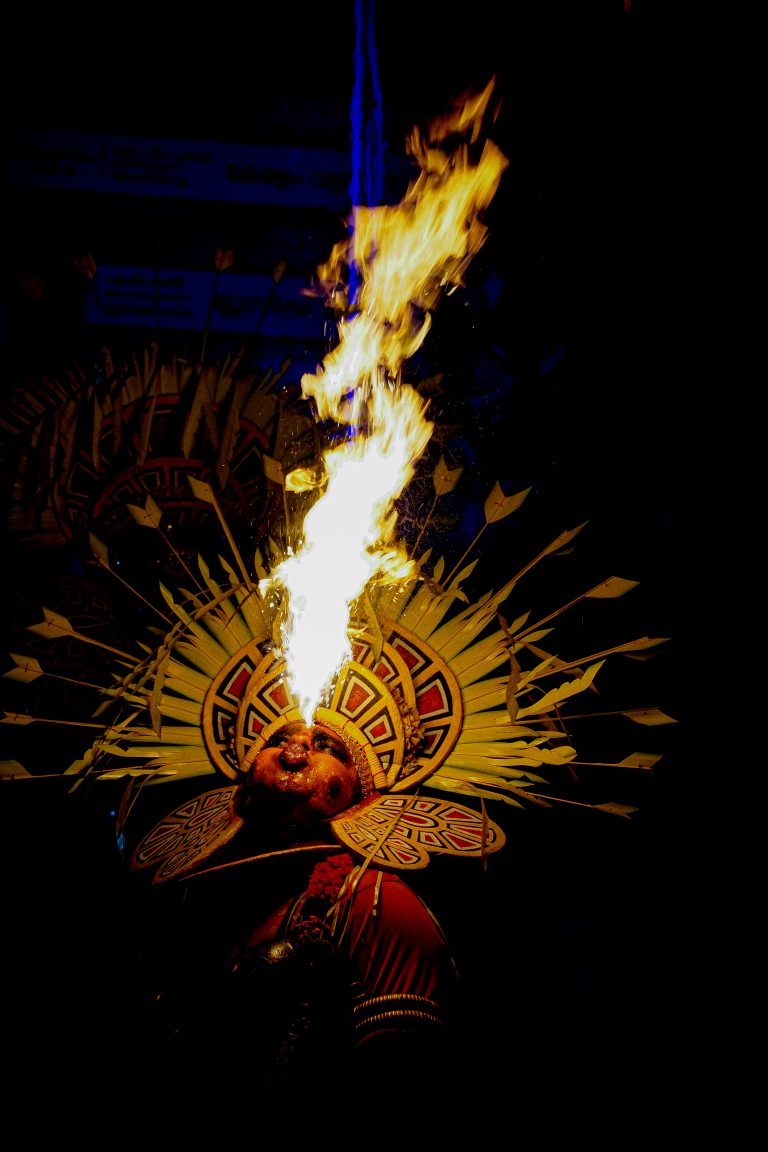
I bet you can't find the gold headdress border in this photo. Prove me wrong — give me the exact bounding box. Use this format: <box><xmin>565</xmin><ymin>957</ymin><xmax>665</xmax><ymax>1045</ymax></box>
<box><xmin>202</xmin><ymin>623</ymin><xmax>465</xmax><ymax>796</ymax></box>
<box><xmin>240</xmin><ymin>708</ymin><xmax>385</xmax><ymax>799</ymax></box>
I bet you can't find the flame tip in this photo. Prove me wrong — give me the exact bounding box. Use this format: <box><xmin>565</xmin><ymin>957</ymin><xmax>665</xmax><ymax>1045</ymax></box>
<box><xmin>280</xmin><ymin>87</ymin><xmax>503</xmax><ymax>713</ymax></box>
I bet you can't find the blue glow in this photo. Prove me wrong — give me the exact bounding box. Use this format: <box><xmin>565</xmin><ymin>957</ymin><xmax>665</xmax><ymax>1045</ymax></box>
<box><xmin>349</xmin><ymin>0</ymin><xmax>384</xmax><ymax>307</ymax></box>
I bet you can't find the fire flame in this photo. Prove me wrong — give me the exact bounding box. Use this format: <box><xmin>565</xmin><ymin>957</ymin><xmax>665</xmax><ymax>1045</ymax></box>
<box><xmin>265</xmin><ymin>79</ymin><xmax>509</xmax><ymax>723</ymax></box>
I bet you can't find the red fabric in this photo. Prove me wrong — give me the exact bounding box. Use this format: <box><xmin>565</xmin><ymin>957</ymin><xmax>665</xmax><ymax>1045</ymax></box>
<box><xmin>241</xmin><ymin>857</ymin><xmax>458</xmax><ymax>1047</ymax></box>
<box><xmin>334</xmin><ymin>869</ymin><xmax>458</xmax><ymax>1003</ymax></box>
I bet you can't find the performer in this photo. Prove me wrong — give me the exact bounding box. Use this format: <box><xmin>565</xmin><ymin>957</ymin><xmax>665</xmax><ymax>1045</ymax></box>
<box><xmin>125</xmin><ymin>703</ymin><xmax>494</xmax><ymax>1134</ymax></box>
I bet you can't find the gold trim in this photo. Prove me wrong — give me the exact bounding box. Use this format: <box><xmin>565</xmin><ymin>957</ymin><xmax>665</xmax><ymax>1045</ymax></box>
<box><xmin>353</xmin><ymin>993</ymin><xmax>445</xmax><ymax>1032</ymax></box>
<box><xmin>355</xmin><ymin>1010</ymin><xmax>444</xmax><ymax>1028</ymax></box>
<box><xmin>353</xmin><ymin>993</ymin><xmax>442</xmax><ymax>1013</ymax></box>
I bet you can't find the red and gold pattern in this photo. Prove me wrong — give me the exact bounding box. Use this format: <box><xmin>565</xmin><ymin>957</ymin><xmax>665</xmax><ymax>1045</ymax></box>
<box><xmin>129</xmin><ymin>783</ymin><xmax>506</xmax><ymax>882</ymax></box>
<box><xmin>200</xmin><ymin>618</ymin><xmax>464</xmax><ymax>799</ymax></box>
<box><xmin>131</xmin><ymin>785</ymin><xmax>244</xmax><ymax>882</ymax></box>
<box><xmin>331</xmin><ymin>793</ymin><xmax>505</xmax><ymax>870</ymax></box>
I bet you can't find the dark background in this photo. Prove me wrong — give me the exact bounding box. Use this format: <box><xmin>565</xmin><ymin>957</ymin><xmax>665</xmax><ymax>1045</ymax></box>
<box><xmin>1</xmin><ymin>3</ymin><xmax>696</xmax><ymax>1144</ymax></box>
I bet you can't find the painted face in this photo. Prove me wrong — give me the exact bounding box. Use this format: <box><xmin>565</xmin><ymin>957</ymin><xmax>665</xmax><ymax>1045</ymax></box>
<box><xmin>245</xmin><ymin>721</ymin><xmax>362</xmax><ymax>825</ymax></box>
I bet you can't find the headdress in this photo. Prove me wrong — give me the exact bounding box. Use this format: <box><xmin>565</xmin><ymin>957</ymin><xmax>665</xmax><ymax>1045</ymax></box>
<box><xmin>60</xmin><ymin>454</ymin><xmax>675</xmax><ymax>885</ymax></box>
<box><xmin>0</xmin><ymin>348</ymin><xmax>675</xmax><ymax>885</ymax></box>
<box><xmin>0</xmin><ymin>82</ymin><xmax>675</xmax><ymax>888</ymax></box>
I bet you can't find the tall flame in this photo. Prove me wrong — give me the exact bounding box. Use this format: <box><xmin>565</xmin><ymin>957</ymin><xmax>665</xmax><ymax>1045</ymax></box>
<box><xmin>267</xmin><ymin>80</ymin><xmax>509</xmax><ymax>723</ymax></box>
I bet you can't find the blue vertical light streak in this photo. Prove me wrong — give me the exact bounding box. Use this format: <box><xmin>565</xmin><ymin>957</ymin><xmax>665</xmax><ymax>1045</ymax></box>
<box><xmin>349</xmin><ymin>0</ymin><xmax>384</xmax><ymax>309</ymax></box>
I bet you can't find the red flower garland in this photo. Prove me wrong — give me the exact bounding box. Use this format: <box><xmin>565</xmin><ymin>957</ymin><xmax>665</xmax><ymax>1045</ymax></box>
<box><xmin>305</xmin><ymin>852</ymin><xmax>356</xmax><ymax>903</ymax></box>
<box><xmin>288</xmin><ymin>854</ymin><xmax>358</xmax><ymax>945</ymax></box>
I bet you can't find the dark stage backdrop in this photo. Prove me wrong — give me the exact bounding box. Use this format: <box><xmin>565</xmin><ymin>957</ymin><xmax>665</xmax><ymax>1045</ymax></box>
<box><xmin>2</xmin><ymin>4</ymin><xmax>694</xmax><ymax>1142</ymax></box>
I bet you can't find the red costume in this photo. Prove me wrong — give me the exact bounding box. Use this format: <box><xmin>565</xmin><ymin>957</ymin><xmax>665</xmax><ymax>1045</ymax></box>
<box><xmin>239</xmin><ymin>854</ymin><xmax>459</xmax><ymax>1050</ymax></box>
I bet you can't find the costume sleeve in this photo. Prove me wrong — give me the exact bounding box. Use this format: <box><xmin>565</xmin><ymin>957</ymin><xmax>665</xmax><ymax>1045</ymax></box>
<box><xmin>332</xmin><ymin>869</ymin><xmax>459</xmax><ymax>1047</ymax></box>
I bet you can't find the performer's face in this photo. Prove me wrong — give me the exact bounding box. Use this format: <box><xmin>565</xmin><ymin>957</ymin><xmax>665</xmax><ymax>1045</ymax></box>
<box><xmin>246</xmin><ymin>721</ymin><xmax>361</xmax><ymax>824</ymax></box>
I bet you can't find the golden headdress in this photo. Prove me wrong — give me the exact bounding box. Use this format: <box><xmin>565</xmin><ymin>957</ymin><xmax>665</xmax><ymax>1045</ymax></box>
<box><xmin>71</xmin><ymin>468</ymin><xmax>671</xmax><ymax>884</ymax></box>
<box><xmin>0</xmin><ymin>80</ymin><xmax>675</xmax><ymax>887</ymax></box>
